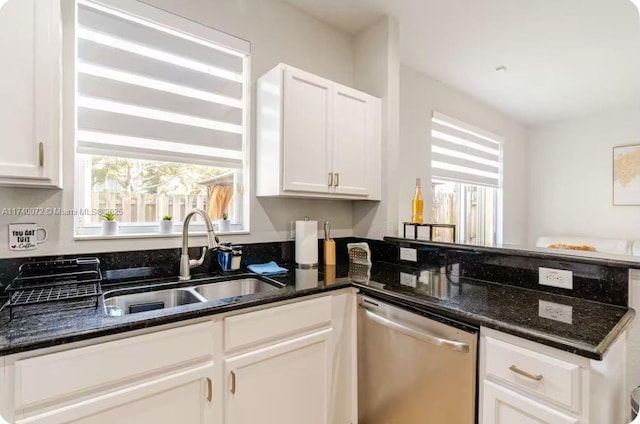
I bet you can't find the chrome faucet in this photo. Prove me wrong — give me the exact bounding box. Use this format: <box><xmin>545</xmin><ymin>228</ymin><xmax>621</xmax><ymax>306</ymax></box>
<box><xmin>179</xmin><ymin>209</ymin><xmax>219</xmax><ymax>281</ymax></box>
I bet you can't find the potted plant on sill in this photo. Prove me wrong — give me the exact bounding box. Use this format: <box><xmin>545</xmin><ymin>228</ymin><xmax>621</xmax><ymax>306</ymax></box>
<box><xmin>101</xmin><ymin>212</ymin><xmax>118</xmax><ymax>236</ymax></box>
<box><xmin>159</xmin><ymin>215</ymin><xmax>173</xmax><ymax>234</ymax></box>
<box><xmin>218</xmin><ymin>212</ymin><xmax>230</xmax><ymax>233</ymax></box>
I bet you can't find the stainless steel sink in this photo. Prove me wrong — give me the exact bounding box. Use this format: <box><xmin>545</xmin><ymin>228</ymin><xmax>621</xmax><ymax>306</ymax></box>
<box><xmin>103</xmin><ymin>276</ymin><xmax>283</xmax><ymax>316</ymax></box>
<box><xmin>193</xmin><ymin>278</ymin><xmax>280</xmax><ymax>301</ymax></box>
<box><xmin>104</xmin><ymin>288</ymin><xmax>204</xmax><ymax>316</ymax></box>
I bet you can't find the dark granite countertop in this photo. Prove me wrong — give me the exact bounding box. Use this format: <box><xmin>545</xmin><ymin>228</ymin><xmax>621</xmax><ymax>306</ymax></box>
<box><xmin>357</xmin><ymin>262</ymin><xmax>635</xmax><ymax>360</ymax></box>
<box><xmin>0</xmin><ymin>268</ymin><xmax>352</xmax><ymax>356</ymax></box>
<box><xmin>0</xmin><ymin>262</ymin><xmax>633</xmax><ymax>360</ymax></box>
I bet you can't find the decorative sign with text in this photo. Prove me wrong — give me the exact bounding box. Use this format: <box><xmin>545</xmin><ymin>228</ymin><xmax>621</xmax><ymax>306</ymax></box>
<box><xmin>8</xmin><ymin>223</ymin><xmax>48</xmax><ymax>251</ymax></box>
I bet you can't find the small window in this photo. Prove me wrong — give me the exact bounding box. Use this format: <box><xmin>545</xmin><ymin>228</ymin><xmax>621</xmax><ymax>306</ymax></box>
<box><xmin>74</xmin><ymin>0</ymin><xmax>250</xmax><ymax>236</ymax></box>
<box><xmin>430</xmin><ymin>112</ymin><xmax>503</xmax><ymax>245</ymax></box>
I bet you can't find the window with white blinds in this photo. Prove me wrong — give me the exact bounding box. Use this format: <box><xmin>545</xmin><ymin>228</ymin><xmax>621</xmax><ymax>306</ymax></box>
<box><xmin>430</xmin><ymin>111</ymin><xmax>503</xmax><ymax>187</ymax></box>
<box><xmin>76</xmin><ymin>0</ymin><xmax>250</xmax><ymax>168</ymax></box>
<box><xmin>73</xmin><ymin>0</ymin><xmax>250</xmax><ymax>236</ymax></box>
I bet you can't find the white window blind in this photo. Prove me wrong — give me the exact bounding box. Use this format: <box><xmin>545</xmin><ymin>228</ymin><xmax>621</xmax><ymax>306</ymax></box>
<box><xmin>431</xmin><ymin>111</ymin><xmax>503</xmax><ymax>187</ymax></box>
<box><xmin>76</xmin><ymin>0</ymin><xmax>250</xmax><ymax>168</ymax></box>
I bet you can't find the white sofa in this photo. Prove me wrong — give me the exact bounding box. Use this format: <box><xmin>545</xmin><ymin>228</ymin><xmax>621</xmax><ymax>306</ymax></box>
<box><xmin>535</xmin><ymin>236</ymin><xmax>640</xmax><ymax>257</ymax></box>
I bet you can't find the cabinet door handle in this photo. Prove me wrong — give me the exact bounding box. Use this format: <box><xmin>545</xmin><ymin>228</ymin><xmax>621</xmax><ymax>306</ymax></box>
<box><xmin>38</xmin><ymin>142</ymin><xmax>44</xmax><ymax>167</ymax></box>
<box><xmin>335</xmin><ymin>173</ymin><xmax>339</xmax><ymax>187</ymax></box>
<box><xmin>509</xmin><ymin>365</ymin><xmax>543</xmax><ymax>381</ymax></box>
<box><xmin>328</xmin><ymin>173</ymin><xmax>333</xmax><ymax>187</ymax></box>
<box><xmin>230</xmin><ymin>371</ymin><xmax>236</xmax><ymax>394</ymax></box>
<box><xmin>206</xmin><ymin>377</ymin><xmax>213</xmax><ymax>402</ymax></box>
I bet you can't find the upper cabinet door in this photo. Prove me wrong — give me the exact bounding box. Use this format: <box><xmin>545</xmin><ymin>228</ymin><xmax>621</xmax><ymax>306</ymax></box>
<box><xmin>282</xmin><ymin>68</ymin><xmax>332</xmax><ymax>194</ymax></box>
<box><xmin>0</xmin><ymin>0</ymin><xmax>61</xmax><ymax>188</ymax></box>
<box><xmin>332</xmin><ymin>85</ymin><xmax>374</xmax><ymax>197</ymax></box>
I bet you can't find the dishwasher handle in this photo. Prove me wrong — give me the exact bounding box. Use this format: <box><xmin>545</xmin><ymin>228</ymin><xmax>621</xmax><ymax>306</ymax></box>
<box><xmin>360</xmin><ymin>304</ymin><xmax>470</xmax><ymax>353</ymax></box>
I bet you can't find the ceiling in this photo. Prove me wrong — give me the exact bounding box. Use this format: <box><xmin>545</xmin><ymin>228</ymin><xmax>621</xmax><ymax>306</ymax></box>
<box><xmin>280</xmin><ymin>0</ymin><xmax>640</xmax><ymax>126</ymax></box>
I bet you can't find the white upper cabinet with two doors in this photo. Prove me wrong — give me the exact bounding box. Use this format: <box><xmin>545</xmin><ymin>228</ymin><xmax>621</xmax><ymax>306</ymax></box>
<box><xmin>0</xmin><ymin>0</ymin><xmax>62</xmax><ymax>188</ymax></box>
<box><xmin>256</xmin><ymin>64</ymin><xmax>381</xmax><ymax>200</ymax></box>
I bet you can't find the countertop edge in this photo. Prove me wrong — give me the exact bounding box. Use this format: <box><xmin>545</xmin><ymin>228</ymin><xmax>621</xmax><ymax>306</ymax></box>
<box><xmin>594</xmin><ymin>307</ymin><xmax>636</xmax><ymax>357</ymax></box>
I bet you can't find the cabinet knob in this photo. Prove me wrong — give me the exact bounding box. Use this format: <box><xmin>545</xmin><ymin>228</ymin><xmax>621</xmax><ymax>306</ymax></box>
<box><xmin>38</xmin><ymin>142</ymin><xmax>44</xmax><ymax>167</ymax></box>
<box><xmin>335</xmin><ymin>173</ymin><xmax>339</xmax><ymax>187</ymax></box>
<box><xmin>328</xmin><ymin>173</ymin><xmax>333</xmax><ymax>187</ymax></box>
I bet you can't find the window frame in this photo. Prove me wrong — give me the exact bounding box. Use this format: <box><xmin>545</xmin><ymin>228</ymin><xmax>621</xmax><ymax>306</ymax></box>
<box><xmin>430</xmin><ymin>111</ymin><xmax>504</xmax><ymax>245</ymax></box>
<box><xmin>71</xmin><ymin>0</ymin><xmax>252</xmax><ymax>237</ymax></box>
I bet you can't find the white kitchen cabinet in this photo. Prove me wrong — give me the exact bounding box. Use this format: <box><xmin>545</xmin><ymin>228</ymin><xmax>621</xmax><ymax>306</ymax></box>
<box><xmin>21</xmin><ymin>365</ymin><xmax>215</xmax><ymax>424</ymax></box>
<box><xmin>8</xmin><ymin>323</ymin><xmax>217</xmax><ymax>424</ymax></box>
<box><xmin>281</xmin><ymin>68</ymin><xmax>333</xmax><ymax>194</ymax></box>
<box><xmin>224</xmin><ymin>329</ymin><xmax>331</xmax><ymax>424</ymax></box>
<box><xmin>483</xmin><ymin>380</ymin><xmax>578</xmax><ymax>424</ymax></box>
<box><xmin>223</xmin><ymin>296</ymin><xmax>332</xmax><ymax>353</ymax></box>
<box><xmin>479</xmin><ymin>327</ymin><xmax>627</xmax><ymax>424</ymax></box>
<box><xmin>71</xmin><ymin>376</ymin><xmax>210</xmax><ymax>424</ymax></box>
<box><xmin>0</xmin><ymin>0</ymin><xmax>62</xmax><ymax>188</ymax></box>
<box><xmin>256</xmin><ymin>63</ymin><xmax>381</xmax><ymax>200</ymax></box>
<box><xmin>483</xmin><ymin>336</ymin><xmax>581</xmax><ymax>412</ymax></box>
<box><xmin>222</xmin><ymin>292</ymin><xmax>357</xmax><ymax>424</ymax></box>
<box><xmin>332</xmin><ymin>84</ymin><xmax>373</xmax><ymax>196</ymax></box>
<box><xmin>0</xmin><ymin>291</ymin><xmax>357</xmax><ymax>424</ymax></box>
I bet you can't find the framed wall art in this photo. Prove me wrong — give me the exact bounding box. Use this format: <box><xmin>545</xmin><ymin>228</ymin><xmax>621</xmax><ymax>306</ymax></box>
<box><xmin>613</xmin><ymin>144</ymin><xmax>640</xmax><ymax>205</ymax></box>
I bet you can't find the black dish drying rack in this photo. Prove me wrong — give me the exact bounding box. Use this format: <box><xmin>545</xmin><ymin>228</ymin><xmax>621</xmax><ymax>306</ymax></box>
<box><xmin>5</xmin><ymin>257</ymin><xmax>103</xmax><ymax>319</ymax></box>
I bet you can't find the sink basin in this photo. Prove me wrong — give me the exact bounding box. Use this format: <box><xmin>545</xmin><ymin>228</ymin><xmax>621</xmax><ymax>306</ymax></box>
<box><xmin>104</xmin><ymin>288</ymin><xmax>203</xmax><ymax>316</ymax></box>
<box><xmin>193</xmin><ymin>278</ymin><xmax>280</xmax><ymax>301</ymax></box>
<box><xmin>103</xmin><ymin>276</ymin><xmax>284</xmax><ymax>316</ymax></box>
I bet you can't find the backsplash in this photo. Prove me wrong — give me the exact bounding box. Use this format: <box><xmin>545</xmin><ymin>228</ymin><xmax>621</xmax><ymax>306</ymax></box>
<box><xmin>0</xmin><ymin>241</ymin><xmax>295</xmax><ymax>294</ymax></box>
<box><xmin>0</xmin><ymin>237</ymin><xmax>632</xmax><ymax>307</ymax></box>
<box><xmin>0</xmin><ymin>238</ymin><xmax>387</xmax><ymax>293</ymax></box>
<box><xmin>386</xmin><ymin>238</ymin><xmax>633</xmax><ymax>307</ymax></box>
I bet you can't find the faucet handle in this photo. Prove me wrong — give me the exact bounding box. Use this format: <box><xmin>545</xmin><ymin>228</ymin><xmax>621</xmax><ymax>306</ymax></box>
<box><xmin>189</xmin><ymin>247</ymin><xmax>208</xmax><ymax>269</ymax></box>
<box><xmin>207</xmin><ymin>231</ymin><xmax>220</xmax><ymax>250</ymax></box>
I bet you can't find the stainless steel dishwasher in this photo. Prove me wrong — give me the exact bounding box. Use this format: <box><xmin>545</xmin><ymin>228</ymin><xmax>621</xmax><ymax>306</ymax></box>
<box><xmin>358</xmin><ymin>295</ymin><xmax>478</xmax><ymax>424</ymax></box>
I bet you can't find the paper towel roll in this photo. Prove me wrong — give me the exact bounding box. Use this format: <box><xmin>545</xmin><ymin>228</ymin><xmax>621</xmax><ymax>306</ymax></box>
<box><xmin>295</xmin><ymin>220</ymin><xmax>318</xmax><ymax>265</ymax></box>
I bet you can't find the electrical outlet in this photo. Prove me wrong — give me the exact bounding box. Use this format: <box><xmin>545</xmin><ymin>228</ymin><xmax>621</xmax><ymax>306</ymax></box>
<box><xmin>400</xmin><ymin>247</ymin><xmax>417</xmax><ymax>262</ymax></box>
<box><xmin>538</xmin><ymin>300</ymin><xmax>573</xmax><ymax>324</ymax></box>
<box><xmin>539</xmin><ymin>267</ymin><xmax>573</xmax><ymax>290</ymax></box>
<box><xmin>400</xmin><ymin>272</ymin><xmax>417</xmax><ymax>287</ymax></box>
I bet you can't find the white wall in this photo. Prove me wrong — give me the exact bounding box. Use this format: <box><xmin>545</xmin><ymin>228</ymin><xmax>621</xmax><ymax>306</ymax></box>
<box><xmin>399</xmin><ymin>65</ymin><xmax>529</xmax><ymax>245</ymax></box>
<box><xmin>527</xmin><ymin>107</ymin><xmax>640</xmax><ymax>244</ymax></box>
<box><xmin>0</xmin><ymin>0</ymin><xmax>356</xmax><ymax>258</ymax></box>
<box><xmin>352</xmin><ymin>16</ymin><xmax>401</xmax><ymax>240</ymax></box>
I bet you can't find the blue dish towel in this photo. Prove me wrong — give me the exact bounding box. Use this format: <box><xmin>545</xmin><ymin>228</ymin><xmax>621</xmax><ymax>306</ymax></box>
<box><xmin>247</xmin><ymin>261</ymin><xmax>288</xmax><ymax>275</ymax></box>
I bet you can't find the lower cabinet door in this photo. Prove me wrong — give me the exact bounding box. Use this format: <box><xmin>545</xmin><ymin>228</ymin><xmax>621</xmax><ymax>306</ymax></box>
<box><xmin>482</xmin><ymin>381</ymin><xmax>578</xmax><ymax>424</ymax></box>
<box><xmin>17</xmin><ymin>364</ymin><xmax>215</xmax><ymax>424</ymax></box>
<box><xmin>224</xmin><ymin>329</ymin><xmax>332</xmax><ymax>424</ymax></box>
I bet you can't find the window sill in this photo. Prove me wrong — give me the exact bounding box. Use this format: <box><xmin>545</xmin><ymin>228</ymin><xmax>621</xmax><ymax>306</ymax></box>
<box><xmin>74</xmin><ymin>230</ymin><xmax>249</xmax><ymax>241</ymax></box>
